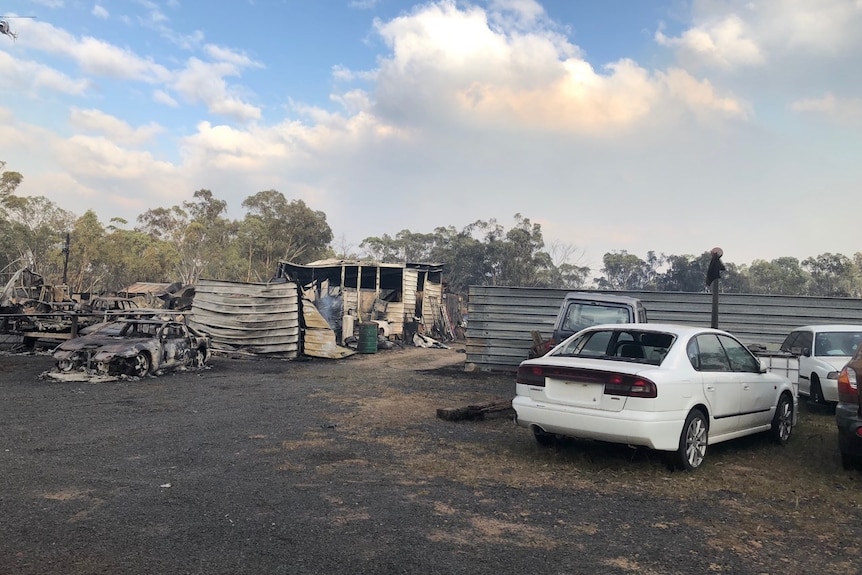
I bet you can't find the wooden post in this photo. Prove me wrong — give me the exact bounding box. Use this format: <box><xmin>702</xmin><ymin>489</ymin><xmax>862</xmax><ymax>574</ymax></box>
<box><xmin>706</xmin><ymin>247</ymin><xmax>724</xmax><ymax>329</ymax></box>
<box><xmin>711</xmin><ymin>280</ymin><xmax>719</xmax><ymax>329</ymax></box>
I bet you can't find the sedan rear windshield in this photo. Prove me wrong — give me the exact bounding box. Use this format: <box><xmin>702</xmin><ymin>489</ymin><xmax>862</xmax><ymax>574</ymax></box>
<box><xmin>552</xmin><ymin>329</ymin><xmax>675</xmax><ymax>366</ymax></box>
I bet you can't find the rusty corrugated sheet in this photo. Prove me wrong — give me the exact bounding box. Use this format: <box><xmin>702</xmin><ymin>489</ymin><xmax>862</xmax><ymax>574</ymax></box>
<box><xmin>189</xmin><ymin>279</ymin><xmax>300</xmax><ymax>356</ymax></box>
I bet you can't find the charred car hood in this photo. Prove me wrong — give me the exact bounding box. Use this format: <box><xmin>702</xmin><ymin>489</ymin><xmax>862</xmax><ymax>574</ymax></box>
<box><xmin>57</xmin><ymin>335</ymin><xmax>152</xmax><ymax>352</ymax></box>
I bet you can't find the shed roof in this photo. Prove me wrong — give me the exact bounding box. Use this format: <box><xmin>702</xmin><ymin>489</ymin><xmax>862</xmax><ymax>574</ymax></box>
<box><xmin>122</xmin><ymin>282</ymin><xmax>173</xmax><ymax>295</ymax></box>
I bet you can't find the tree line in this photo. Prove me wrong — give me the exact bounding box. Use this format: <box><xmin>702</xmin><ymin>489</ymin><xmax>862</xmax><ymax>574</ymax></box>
<box><xmin>2</xmin><ymin>162</ymin><xmax>861</xmax><ymax>297</ymax></box>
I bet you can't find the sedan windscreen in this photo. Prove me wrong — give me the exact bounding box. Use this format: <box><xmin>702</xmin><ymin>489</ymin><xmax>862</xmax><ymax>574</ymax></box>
<box><xmin>814</xmin><ymin>331</ymin><xmax>862</xmax><ymax>357</ymax></box>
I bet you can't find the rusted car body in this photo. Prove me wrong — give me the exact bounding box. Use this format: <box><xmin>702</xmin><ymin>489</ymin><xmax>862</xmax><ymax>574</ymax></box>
<box><xmin>53</xmin><ymin>319</ymin><xmax>210</xmax><ymax>377</ymax></box>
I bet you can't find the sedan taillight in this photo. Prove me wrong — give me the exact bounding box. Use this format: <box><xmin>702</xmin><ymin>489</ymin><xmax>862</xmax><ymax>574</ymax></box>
<box><xmin>837</xmin><ymin>367</ymin><xmax>859</xmax><ymax>405</ymax></box>
<box><xmin>516</xmin><ymin>365</ymin><xmax>657</xmax><ymax>397</ymax></box>
<box><xmin>516</xmin><ymin>365</ymin><xmax>546</xmax><ymax>387</ymax></box>
<box><xmin>605</xmin><ymin>373</ymin><xmax>658</xmax><ymax>398</ymax></box>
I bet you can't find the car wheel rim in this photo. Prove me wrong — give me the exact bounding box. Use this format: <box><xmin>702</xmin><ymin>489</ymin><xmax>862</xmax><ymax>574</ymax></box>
<box><xmin>778</xmin><ymin>400</ymin><xmax>793</xmax><ymax>440</ymax></box>
<box><xmin>685</xmin><ymin>418</ymin><xmax>707</xmax><ymax>468</ymax></box>
<box><xmin>134</xmin><ymin>355</ymin><xmax>148</xmax><ymax>376</ymax></box>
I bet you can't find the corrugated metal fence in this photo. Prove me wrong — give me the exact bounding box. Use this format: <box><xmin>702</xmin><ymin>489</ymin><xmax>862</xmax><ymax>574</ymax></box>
<box><xmin>465</xmin><ymin>286</ymin><xmax>862</xmax><ymax>372</ymax></box>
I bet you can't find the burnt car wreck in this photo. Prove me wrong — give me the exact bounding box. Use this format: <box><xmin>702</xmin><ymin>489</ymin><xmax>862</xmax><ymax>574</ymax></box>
<box><xmin>49</xmin><ymin>318</ymin><xmax>210</xmax><ymax>380</ymax></box>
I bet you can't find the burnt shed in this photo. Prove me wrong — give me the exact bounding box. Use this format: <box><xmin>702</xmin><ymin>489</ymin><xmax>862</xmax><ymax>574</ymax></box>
<box><xmin>276</xmin><ymin>259</ymin><xmax>446</xmax><ymax>344</ymax></box>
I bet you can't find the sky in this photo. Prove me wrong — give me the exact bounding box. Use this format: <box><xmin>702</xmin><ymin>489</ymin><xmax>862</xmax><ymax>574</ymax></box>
<box><xmin>1</xmin><ymin>0</ymin><xmax>860</xmax><ymax>273</ymax></box>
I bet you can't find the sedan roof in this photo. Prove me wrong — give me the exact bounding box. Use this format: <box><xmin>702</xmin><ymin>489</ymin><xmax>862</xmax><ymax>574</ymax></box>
<box><xmin>792</xmin><ymin>325</ymin><xmax>862</xmax><ymax>332</ymax></box>
<box><xmin>580</xmin><ymin>323</ymin><xmax>726</xmax><ymax>337</ymax></box>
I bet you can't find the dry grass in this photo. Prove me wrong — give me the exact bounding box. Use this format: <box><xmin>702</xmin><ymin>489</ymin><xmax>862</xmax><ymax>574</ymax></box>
<box><xmin>269</xmin><ymin>347</ymin><xmax>862</xmax><ymax>572</ymax></box>
<box><xmin>309</xmin><ymin>353</ymin><xmax>862</xmax><ymax>559</ymax></box>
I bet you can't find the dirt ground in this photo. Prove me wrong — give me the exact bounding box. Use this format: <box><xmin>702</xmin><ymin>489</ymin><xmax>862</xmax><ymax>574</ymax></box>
<box><xmin>2</xmin><ymin>345</ymin><xmax>862</xmax><ymax>575</ymax></box>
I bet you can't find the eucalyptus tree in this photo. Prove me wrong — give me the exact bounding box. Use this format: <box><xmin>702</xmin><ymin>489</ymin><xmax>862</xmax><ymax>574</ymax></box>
<box><xmin>495</xmin><ymin>215</ymin><xmax>551</xmax><ymax>287</ymax></box>
<box><xmin>538</xmin><ymin>242</ymin><xmax>590</xmax><ymax>289</ymax></box>
<box><xmin>426</xmin><ymin>225</ymin><xmax>489</xmax><ymax>295</ymax></box>
<box><xmin>594</xmin><ymin>251</ymin><xmax>654</xmax><ymax>290</ymax></box>
<box><xmin>1</xmin><ymin>162</ymin><xmax>76</xmax><ymax>278</ymax></box>
<box><xmin>1</xmin><ymin>194</ymin><xmax>74</xmax><ymax>281</ymax></box>
<box><xmin>65</xmin><ymin>210</ymin><xmax>108</xmax><ymax>293</ymax></box>
<box><xmin>99</xmin><ymin>218</ymin><xmax>179</xmax><ymax>292</ymax></box>
<box><xmin>136</xmin><ymin>189</ymin><xmax>235</xmax><ymax>285</ymax></box>
<box><xmin>359</xmin><ymin>229</ymin><xmax>436</xmax><ymax>264</ymax></box>
<box><xmin>0</xmin><ymin>161</ymin><xmax>22</xmax><ymax>199</ymax></box>
<box><xmin>803</xmin><ymin>253</ymin><xmax>858</xmax><ymax>297</ymax></box>
<box><xmin>361</xmin><ymin>215</ymin><xmax>580</xmax><ymax>294</ymax></box>
<box><xmin>240</xmin><ymin>190</ymin><xmax>333</xmax><ymax>279</ymax></box>
<box><xmin>748</xmin><ymin>257</ymin><xmax>810</xmax><ymax>295</ymax></box>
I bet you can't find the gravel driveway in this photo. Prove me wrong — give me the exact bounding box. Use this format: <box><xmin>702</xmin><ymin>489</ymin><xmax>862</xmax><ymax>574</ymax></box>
<box><xmin>1</xmin><ymin>346</ymin><xmax>859</xmax><ymax>574</ymax></box>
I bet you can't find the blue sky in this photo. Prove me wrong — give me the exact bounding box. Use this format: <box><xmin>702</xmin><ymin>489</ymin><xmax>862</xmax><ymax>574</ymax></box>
<box><xmin>1</xmin><ymin>0</ymin><xmax>860</xmax><ymax>272</ymax></box>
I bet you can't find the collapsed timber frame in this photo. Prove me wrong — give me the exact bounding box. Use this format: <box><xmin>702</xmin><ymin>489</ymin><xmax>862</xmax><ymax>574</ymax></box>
<box><xmin>276</xmin><ymin>259</ymin><xmax>450</xmax><ymax>345</ymax></box>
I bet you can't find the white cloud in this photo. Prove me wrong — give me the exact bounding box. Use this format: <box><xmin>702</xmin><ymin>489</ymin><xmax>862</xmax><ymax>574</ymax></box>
<box><xmin>368</xmin><ymin>0</ymin><xmax>744</xmax><ymax>134</ymax></box>
<box><xmin>75</xmin><ymin>36</ymin><xmax>171</xmax><ymax>80</ymax></box>
<box><xmin>21</xmin><ymin>16</ymin><xmax>261</xmax><ymax>122</ymax></box>
<box><xmin>69</xmin><ymin>108</ymin><xmax>163</xmax><ymax>145</ymax></box>
<box><xmin>747</xmin><ymin>0</ymin><xmax>862</xmax><ymax>55</ymax></box>
<box><xmin>658</xmin><ymin>0</ymin><xmax>862</xmax><ymax>70</ymax></box>
<box><xmin>203</xmin><ymin>44</ymin><xmax>264</xmax><ymax>69</ymax></box>
<box><xmin>349</xmin><ymin>0</ymin><xmax>380</xmax><ymax>9</ymax></box>
<box><xmin>136</xmin><ymin>0</ymin><xmax>168</xmax><ymax>25</ymax></box>
<box><xmin>0</xmin><ymin>113</ymin><xmax>181</xmax><ymax>215</ymax></box>
<box><xmin>1</xmin><ymin>0</ymin><xmax>860</xmax><ymax>268</ymax></box>
<box><xmin>26</xmin><ymin>20</ymin><xmax>171</xmax><ymax>83</ymax></box>
<box><xmin>153</xmin><ymin>89</ymin><xmax>179</xmax><ymax>107</ymax></box>
<box><xmin>170</xmin><ymin>58</ymin><xmax>262</xmax><ymax>122</ymax></box>
<box><xmin>655</xmin><ymin>14</ymin><xmax>765</xmax><ymax>70</ymax></box>
<box><xmin>487</xmin><ymin>0</ymin><xmax>549</xmax><ymax>30</ymax></box>
<box><xmin>791</xmin><ymin>93</ymin><xmax>862</xmax><ymax>121</ymax></box>
<box><xmin>92</xmin><ymin>4</ymin><xmax>109</xmax><ymax>19</ymax></box>
<box><xmin>659</xmin><ymin>67</ymin><xmax>749</xmax><ymax>120</ymax></box>
<box><xmin>59</xmin><ymin>135</ymin><xmax>175</xmax><ymax>180</ymax></box>
<box><xmin>0</xmin><ymin>51</ymin><xmax>89</xmax><ymax>95</ymax></box>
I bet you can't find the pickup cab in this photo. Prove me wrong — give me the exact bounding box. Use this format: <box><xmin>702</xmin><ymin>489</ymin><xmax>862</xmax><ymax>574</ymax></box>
<box><xmin>534</xmin><ymin>292</ymin><xmax>647</xmax><ymax>356</ymax></box>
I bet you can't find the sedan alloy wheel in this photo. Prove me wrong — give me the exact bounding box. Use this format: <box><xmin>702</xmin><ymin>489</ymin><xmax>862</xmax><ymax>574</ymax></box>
<box><xmin>676</xmin><ymin>411</ymin><xmax>708</xmax><ymax>471</ymax></box>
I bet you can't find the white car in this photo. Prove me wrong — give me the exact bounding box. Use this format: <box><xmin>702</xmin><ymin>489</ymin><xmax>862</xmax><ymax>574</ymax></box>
<box><xmin>513</xmin><ymin>323</ymin><xmax>797</xmax><ymax>471</ymax></box>
<box><xmin>779</xmin><ymin>325</ymin><xmax>862</xmax><ymax>405</ymax></box>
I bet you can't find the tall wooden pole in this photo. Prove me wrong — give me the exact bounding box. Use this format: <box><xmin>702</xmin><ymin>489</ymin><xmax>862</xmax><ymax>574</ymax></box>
<box><xmin>706</xmin><ymin>247</ymin><xmax>724</xmax><ymax>329</ymax></box>
<box><xmin>62</xmin><ymin>233</ymin><xmax>70</xmax><ymax>286</ymax></box>
<box><xmin>711</xmin><ymin>279</ymin><xmax>719</xmax><ymax>329</ymax></box>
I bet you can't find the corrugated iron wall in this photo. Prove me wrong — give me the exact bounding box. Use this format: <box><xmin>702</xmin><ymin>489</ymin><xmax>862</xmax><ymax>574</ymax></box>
<box><xmin>465</xmin><ymin>286</ymin><xmax>862</xmax><ymax>372</ymax></box>
<box><xmin>403</xmin><ymin>268</ymin><xmax>418</xmax><ymax>322</ymax></box>
<box><xmin>190</xmin><ymin>279</ymin><xmax>300</xmax><ymax>356</ymax></box>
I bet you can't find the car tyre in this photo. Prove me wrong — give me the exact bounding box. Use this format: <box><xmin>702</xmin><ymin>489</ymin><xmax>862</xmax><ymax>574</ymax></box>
<box><xmin>810</xmin><ymin>376</ymin><xmax>825</xmax><ymax>405</ymax></box>
<box><xmin>532</xmin><ymin>427</ymin><xmax>556</xmax><ymax>448</ymax></box>
<box><xmin>841</xmin><ymin>452</ymin><xmax>859</xmax><ymax>471</ymax></box>
<box><xmin>674</xmin><ymin>410</ymin><xmax>708</xmax><ymax>471</ymax></box>
<box><xmin>770</xmin><ymin>393</ymin><xmax>794</xmax><ymax>444</ymax></box>
<box><xmin>133</xmin><ymin>352</ymin><xmax>151</xmax><ymax>377</ymax></box>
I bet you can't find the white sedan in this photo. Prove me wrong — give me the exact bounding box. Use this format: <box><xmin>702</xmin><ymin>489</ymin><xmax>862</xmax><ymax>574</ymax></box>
<box><xmin>779</xmin><ymin>325</ymin><xmax>862</xmax><ymax>405</ymax></box>
<box><xmin>513</xmin><ymin>323</ymin><xmax>797</xmax><ymax>471</ymax></box>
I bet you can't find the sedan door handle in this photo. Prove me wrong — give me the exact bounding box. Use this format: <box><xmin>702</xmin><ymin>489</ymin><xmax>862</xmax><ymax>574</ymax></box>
<box><xmin>705</xmin><ymin>385</ymin><xmax>716</xmax><ymax>392</ymax></box>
